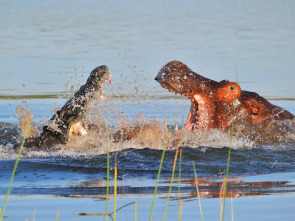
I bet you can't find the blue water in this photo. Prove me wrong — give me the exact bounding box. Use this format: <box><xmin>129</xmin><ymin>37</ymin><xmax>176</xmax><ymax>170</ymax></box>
<box><xmin>1</xmin><ymin>1</ymin><xmax>295</xmax><ymax>220</ymax></box>
<box><xmin>1</xmin><ymin>0</ymin><xmax>295</xmax><ymax>98</ymax></box>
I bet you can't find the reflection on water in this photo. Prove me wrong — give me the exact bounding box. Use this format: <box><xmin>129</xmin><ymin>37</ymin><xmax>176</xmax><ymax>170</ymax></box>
<box><xmin>63</xmin><ymin>174</ymin><xmax>295</xmax><ymax>199</ymax></box>
<box><xmin>1</xmin><ymin>148</ymin><xmax>295</xmax><ymax>193</ymax></box>
<box><xmin>1</xmin><ymin>154</ymin><xmax>294</xmax><ymax>198</ymax></box>
<box><xmin>166</xmin><ymin>176</ymin><xmax>294</xmax><ymax>199</ymax></box>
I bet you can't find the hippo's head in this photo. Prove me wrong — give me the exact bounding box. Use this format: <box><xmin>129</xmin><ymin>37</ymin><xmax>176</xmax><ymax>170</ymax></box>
<box><xmin>155</xmin><ymin>61</ymin><xmax>294</xmax><ymax>131</ymax></box>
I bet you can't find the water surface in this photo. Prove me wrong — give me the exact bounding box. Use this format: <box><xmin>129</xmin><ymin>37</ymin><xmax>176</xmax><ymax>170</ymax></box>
<box><xmin>1</xmin><ymin>0</ymin><xmax>295</xmax><ymax>220</ymax></box>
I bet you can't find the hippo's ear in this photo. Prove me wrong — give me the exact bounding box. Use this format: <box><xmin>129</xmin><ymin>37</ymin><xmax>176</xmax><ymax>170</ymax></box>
<box><xmin>219</xmin><ymin>80</ymin><xmax>230</xmax><ymax>85</ymax></box>
<box><xmin>246</xmin><ymin>99</ymin><xmax>260</xmax><ymax>115</ymax></box>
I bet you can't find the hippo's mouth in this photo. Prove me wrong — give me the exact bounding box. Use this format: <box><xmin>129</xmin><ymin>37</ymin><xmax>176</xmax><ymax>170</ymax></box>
<box><xmin>155</xmin><ymin>79</ymin><xmax>200</xmax><ymax>129</ymax></box>
<box><xmin>155</xmin><ymin>61</ymin><xmax>244</xmax><ymax>131</ymax></box>
<box><xmin>165</xmin><ymin>87</ymin><xmax>215</xmax><ymax>131</ymax></box>
<box><xmin>157</xmin><ymin>78</ymin><xmax>190</xmax><ymax>96</ymax></box>
<box><xmin>155</xmin><ymin>73</ymin><xmax>209</xmax><ymax>131</ymax></box>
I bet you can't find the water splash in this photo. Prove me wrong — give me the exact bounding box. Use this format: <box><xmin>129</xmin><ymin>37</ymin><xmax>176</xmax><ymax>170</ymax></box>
<box><xmin>1</xmin><ymin>97</ymin><xmax>295</xmax><ymax>160</ymax></box>
<box><xmin>1</xmin><ymin>68</ymin><xmax>295</xmax><ymax>159</ymax></box>
<box><xmin>15</xmin><ymin>102</ymin><xmax>40</xmax><ymax>139</ymax></box>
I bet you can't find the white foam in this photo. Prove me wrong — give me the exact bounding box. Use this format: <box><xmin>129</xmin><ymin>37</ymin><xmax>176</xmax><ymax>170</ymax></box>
<box><xmin>1</xmin><ymin>84</ymin><xmax>294</xmax><ymax>160</ymax></box>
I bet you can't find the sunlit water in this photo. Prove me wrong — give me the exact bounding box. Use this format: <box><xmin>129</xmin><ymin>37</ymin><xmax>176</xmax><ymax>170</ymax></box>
<box><xmin>1</xmin><ymin>0</ymin><xmax>295</xmax><ymax>220</ymax></box>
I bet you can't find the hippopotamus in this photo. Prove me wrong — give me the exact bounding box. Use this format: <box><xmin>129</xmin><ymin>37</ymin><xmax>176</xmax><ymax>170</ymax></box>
<box><xmin>23</xmin><ymin>65</ymin><xmax>111</xmax><ymax>149</ymax></box>
<box><xmin>16</xmin><ymin>61</ymin><xmax>294</xmax><ymax>149</ymax></box>
<box><xmin>155</xmin><ymin>61</ymin><xmax>294</xmax><ymax>132</ymax></box>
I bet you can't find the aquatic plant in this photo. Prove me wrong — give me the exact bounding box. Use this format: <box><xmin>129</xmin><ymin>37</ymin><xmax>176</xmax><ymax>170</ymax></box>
<box><xmin>76</xmin><ymin>202</ymin><xmax>137</xmax><ymax>218</ymax></box>
<box><xmin>134</xmin><ymin>201</ymin><xmax>137</xmax><ymax>221</ymax></box>
<box><xmin>0</xmin><ymin>116</ymin><xmax>32</xmax><ymax>221</ymax></box>
<box><xmin>231</xmin><ymin>195</ymin><xmax>234</xmax><ymax>221</ymax></box>
<box><xmin>105</xmin><ymin>120</ymin><xmax>110</xmax><ymax>221</ymax></box>
<box><xmin>220</xmin><ymin>60</ymin><xmax>239</xmax><ymax>221</ymax></box>
<box><xmin>178</xmin><ymin>149</ymin><xmax>182</xmax><ymax>221</ymax></box>
<box><xmin>193</xmin><ymin>162</ymin><xmax>204</xmax><ymax>221</ymax></box>
<box><xmin>149</xmin><ymin>104</ymin><xmax>179</xmax><ymax>221</ymax></box>
<box><xmin>149</xmin><ymin>132</ymin><xmax>169</xmax><ymax>221</ymax></box>
<box><xmin>163</xmin><ymin>122</ymin><xmax>183</xmax><ymax>220</ymax></box>
<box><xmin>55</xmin><ymin>208</ymin><xmax>60</xmax><ymax>221</ymax></box>
<box><xmin>113</xmin><ymin>154</ymin><xmax>117</xmax><ymax>221</ymax></box>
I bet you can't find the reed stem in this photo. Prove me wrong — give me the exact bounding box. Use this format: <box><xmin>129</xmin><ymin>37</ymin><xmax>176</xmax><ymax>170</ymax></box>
<box><xmin>149</xmin><ymin>138</ymin><xmax>168</xmax><ymax>221</ymax></box>
<box><xmin>149</xmin><ymin>104</ymin><xmax>179</xmax><ymax>221</ymax></box>
<box><xmin>163</xmin><ymin>126</ymin><xmax>183</xmax><ymax>220</ymax></box>
<box><xmin>134</xmin><ymin>201</ymin><xmax>137</xmax><ymax>221</ymax></box>
<box><xmin>55</xmin><ymin>208</ymin><xmax>60</xmax><ymax>221</ymax></box>
<box><xmin>231</xmin><ymin>194</ymin><xmax>234</xmax><ymax>221</ymax></box>
<box><xmin>113</xmin><ymin>155</ymin><xmax>117</xmax><ymax>221</ymax></box>
<box><xmin>193</xmin><ymin>162</ymin><xmax>204</xmax><ymax>221</ymax></box>
<box><xmin>221</xmin><ymin>99</ymin><xmax>237</xmax><ymax>221</ymax></box>
<box><xmin>178</xmin><ymin>149</ymin><xmax>182</xmax><ymax>221</ymax></box>
<box><xmin>0</xmin><ymin>117</ymin><xmax>32</xmax><ymax>221</ymax></box>
<box><xmin>105</xmin><ymin>121</ymin><xmax>110</xmax><ymax>221</ymax></box>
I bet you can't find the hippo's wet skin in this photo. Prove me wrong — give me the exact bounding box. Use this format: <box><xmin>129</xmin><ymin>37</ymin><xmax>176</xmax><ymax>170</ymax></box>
<box><xmin>24</xmin><ymin>65</ymin><xmax>111</xmax><ymax>149</ymax></box>
<box><xmin>155</xmin><ymin>61</ymin><xmax>294</xmax><ymax>132</ymax></box>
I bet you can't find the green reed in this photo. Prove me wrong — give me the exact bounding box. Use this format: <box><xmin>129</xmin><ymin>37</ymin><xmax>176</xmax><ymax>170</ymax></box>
<box><xmin>105</xmin><ymin>120</ymin><xmax>110</xmax><ymax>221</ymax></box>
<box><xmin>221</xmin><ymin>119</ymin><xmax>236</xmax><ymax>220</ymax></box>
<box><xmin>178</xmin><ymin>149</ymin><xmax>182</xmax><ymax>221</ymax></box>
<box><xmin>76</xmin><ymin>202</ymin><xmax>137</xmax><ymax>218</ymax></box>
<box><xmin>113</xmin><ymin>155</ymin><xmax>117</xmax><ymax>221</ymax></box>
<box><xmin>55</xmin><ymin>208</ymin><xmax>60</xmax><ymax>221</ymax></box>
<box><xmin>149</xmin><ymin>104</ymin><xmax>179</xmax><ymax>221</ymax></box>
<box><xmin>221</xmin><ymin>60</ymin><xmax>239</xmax><ymax>221</ymax></box>
<box><xmin>235</xmin><ymin>58</ymin><xmax>238</xmax><ymax>83</ymax></box>
<box><xmin>0</xmin><ymin>117</ymin><xmax>32</xmax><ymax>221</ymax></box>
<box><xmin>193</xmin><ymin>162</ymin><xmax>204</xmax><ymax>221</ymax></box>
<box><xmin>231</xmin><ymin>195</ymin><xmax>234</xmax><ymax>221</ymax></box>
<box><xmin>149</xmin><ymin>135</ymin><xmax>169</xmax><ymax>221</ymax></box>
<box><xmin>163</xmin><ymin>124</ymin><xmax>183</xmax><ymax>220</ymax></box>
<box><xmin>134</xmin><ymin>201</ymin><xmax>137</xmax><ymax>221</ymax></box>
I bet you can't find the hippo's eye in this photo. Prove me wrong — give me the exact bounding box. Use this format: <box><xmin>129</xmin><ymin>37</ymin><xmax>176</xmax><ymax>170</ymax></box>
<box><xmin>230</xmin><ymin>86</ymin><xmax>235</xmax><ymax>91</ymax></box>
